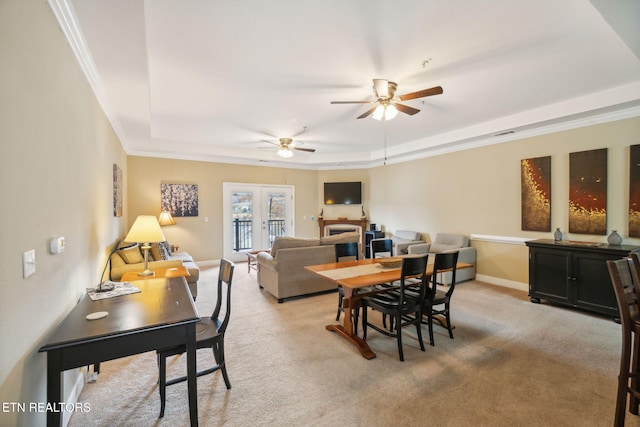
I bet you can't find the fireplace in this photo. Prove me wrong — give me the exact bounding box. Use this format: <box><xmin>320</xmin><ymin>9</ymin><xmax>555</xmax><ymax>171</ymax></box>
<box><xmin>318</xmin><ymin>218</ymin><xmax>368</xmax><ymax>248</ymax></box>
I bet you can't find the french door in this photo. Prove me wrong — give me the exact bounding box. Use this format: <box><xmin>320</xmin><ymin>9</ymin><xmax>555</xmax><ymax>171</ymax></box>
<box><xmin>222</xmin><ymin>183</ymin><xmax>294</xmax><ymax>262</ymax></box>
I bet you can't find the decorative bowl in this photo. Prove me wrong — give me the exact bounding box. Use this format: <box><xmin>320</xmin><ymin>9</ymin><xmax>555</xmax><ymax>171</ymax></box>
<box><xmin>377</xmin><ymin>257</ymin><xmax>402</xmax><ymax>269</ymax></box>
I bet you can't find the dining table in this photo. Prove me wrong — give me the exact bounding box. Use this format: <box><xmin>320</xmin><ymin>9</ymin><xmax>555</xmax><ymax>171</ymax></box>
<box><xmin>305</xmin><ymin>257</ymin><xmax>472</xmax><ymax>359</ymax></box>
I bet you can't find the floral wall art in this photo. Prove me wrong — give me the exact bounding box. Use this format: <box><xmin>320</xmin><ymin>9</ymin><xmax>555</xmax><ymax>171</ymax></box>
<box><xmin>521</xmin><ymin>156</ymin><xmax>551</xmax><ymax>232</ymax></box>
<box><xmin>568</xmin><ymin>148</ymin><xmax>607</xmax><ymax>235</ymax></box>
<box><xmin>161</xmin><ymin>183</ymin><xmax>199</xmax><ymax>217</ymax></box>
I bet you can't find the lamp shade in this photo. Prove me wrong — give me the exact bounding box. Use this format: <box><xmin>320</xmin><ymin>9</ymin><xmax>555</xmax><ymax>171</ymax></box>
<box><xmin>158</xmin><ymin>211</ymin><xmax>176</xmax><ymax>226</ymax></box>
<box><xmin>124</xmin><ymin>215</ymin><xmax>166</xmax><ymax>243</ymax></box>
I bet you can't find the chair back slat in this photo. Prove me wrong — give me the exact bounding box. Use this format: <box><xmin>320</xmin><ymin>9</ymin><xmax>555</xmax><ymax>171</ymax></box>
<box><xmin>335</xmin><ymin>242</ymin><xmax>359</xmax><ymax>262</ymax></box>
<box><xmin>212</xmin><ymin>258</ymin><xmax>235</xmax><ymax>334</ymax></box>
<box><xmin>371</xmin><ymin>239</ymin><xmax>392</xmax><ymax>258</ymax></box>
<box><xmin>399</xmin><ymin>254</ymin><xmax>429</xmax><ymax>306</ymax></box>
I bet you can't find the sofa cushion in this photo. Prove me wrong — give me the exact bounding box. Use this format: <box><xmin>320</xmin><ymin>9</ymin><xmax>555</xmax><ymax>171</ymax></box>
<box><xmin>395</xmin><ymin>230</ymin><xmax>420</xmax><ymax>241</ymax></box>
<box><xmin>320</xmin><ymin>231</ymin><xmax>360</xmax><ymax>245</ymax></box>
<box><xmin>150</xmin><ymin>242</ymin><xmax>171</xmax><ymax>261</ymax></box>
<box><xmin>270</xmin><ymin>237</ymin><xmax>320</xmax><ymax>258</ymax></box>
<box><xmin>117</xmin><ymin>244</ymin><xmax>144</xmax><ymax>264</ymax></box>
<box><xmin>434</xmin><ymin>233</ymin><xmax>469</xmax><ymax>248</ymax></box>
<box><xmin>430</xmin><ymin>243</ymin><xmax>461</xmax><ymax>253</ymax></box>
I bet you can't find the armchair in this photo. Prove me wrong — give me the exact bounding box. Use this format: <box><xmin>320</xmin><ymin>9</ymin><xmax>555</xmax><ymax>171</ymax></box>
<box><xmin>390</xmin><ymin>230</ymin><xmax>424</xmax><ymax>256</ymax></box>
<box><xmin>408</xmin><ymin>233</ymin><xmax>476</xmax><ymax>284</ymax></box>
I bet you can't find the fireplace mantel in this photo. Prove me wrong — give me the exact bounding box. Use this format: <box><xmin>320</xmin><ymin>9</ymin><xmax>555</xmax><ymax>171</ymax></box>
<box><xmin>318</xmin><ymin>218</ymin><xmax>368</xmax><ymax>248</ymax></box>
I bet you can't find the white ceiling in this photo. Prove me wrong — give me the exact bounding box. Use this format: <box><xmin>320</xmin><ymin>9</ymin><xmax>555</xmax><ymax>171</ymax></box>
<box><xmin>52</xmin><ymin>0</ymin><xmax>640</xmax><ymax>169</ymax></box>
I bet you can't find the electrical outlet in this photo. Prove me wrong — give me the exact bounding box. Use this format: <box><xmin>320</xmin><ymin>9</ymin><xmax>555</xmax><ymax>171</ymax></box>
<box><xmin>23</xmin><ymin>249</ymin><xmax>36</xmax><ymax>278</ymax></box>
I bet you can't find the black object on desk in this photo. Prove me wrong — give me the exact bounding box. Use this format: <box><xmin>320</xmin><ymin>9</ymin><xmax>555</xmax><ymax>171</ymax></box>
<box><xmin>39</xmin><ymin>277</ymin><xmax>200</xmax><ymax>426</ymax></box>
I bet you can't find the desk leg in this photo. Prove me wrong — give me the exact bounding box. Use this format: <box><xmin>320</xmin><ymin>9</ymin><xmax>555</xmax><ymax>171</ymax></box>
<box><xmin>186</xmin><ymin>323</ymin><xmax>198</xmax><ymax>427</ymax></box>
<box><xmin>46</xmin><ymin>352</ymin><xmax>62</xmax><ymax>427</ymax></box>
<box><xmin>325</xmin><ymin>293</ymin><xmax>376</xmax><ymax>360</ymax></box>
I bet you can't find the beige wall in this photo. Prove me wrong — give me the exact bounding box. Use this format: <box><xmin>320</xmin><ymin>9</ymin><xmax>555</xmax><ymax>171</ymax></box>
<box><xmin>0</xmin><ymin>1</ymin><xmax>128</xmax><ymax>425</ymax></box>
<box><xmin>127</xmin><ymin>158</ymin><xmax>321</xmax><ymax>260</ymax></box>
<box><xmin>367</xmin><ymin>117</ymin><xmax>640</xmax><ymax>284</ymax></box>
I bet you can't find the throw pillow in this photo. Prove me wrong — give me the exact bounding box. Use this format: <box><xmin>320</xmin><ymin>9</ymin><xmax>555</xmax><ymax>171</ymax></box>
<box><xmin>117</xmin><ymin>244</ymin><xmax>144</xmax><ymax>264</ymax></box>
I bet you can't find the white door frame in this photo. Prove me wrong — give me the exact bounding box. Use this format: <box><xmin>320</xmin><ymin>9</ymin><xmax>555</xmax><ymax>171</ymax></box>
<box><xmin>222</xmin><ymin>182</ymin><xmax>294</xmax><ymax>262</ymax></box>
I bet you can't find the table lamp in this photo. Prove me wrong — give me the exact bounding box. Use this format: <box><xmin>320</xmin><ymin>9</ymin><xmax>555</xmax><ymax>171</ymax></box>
<box><xmin>124</xmin><ymin>215</ymin><xmax>166</xmax><ymax>276</ymax></box>
<box><xmin>158</xmin><ymin>210</ymin><xmax>176</xmax><ymax>226</ymax></box>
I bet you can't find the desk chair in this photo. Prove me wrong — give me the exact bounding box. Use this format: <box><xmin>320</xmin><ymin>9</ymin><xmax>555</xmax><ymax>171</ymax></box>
<box><xmin>361</xmin><ymin>254</ymin><xmax>429</xmax><ymax>361</ymax></box>
<box><xmin>156</xmin><ymin>259</ymin><xmax>235</xmax><ymax>418</ymax></box>
<box><xmin>608</xmin><ymin>256</ymin><xmax>640</xmax><ymax>427</ymax></box>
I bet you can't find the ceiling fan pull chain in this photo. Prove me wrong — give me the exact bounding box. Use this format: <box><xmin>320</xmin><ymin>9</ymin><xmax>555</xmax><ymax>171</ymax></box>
<box><xmin>383</xmin><ymin>115</ymin><xmax>388</xmax><ymax>165</ymax></box>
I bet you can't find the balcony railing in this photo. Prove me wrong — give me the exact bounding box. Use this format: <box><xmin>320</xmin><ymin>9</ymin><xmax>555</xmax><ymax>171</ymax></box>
<box><xmin>232</xmin><ymin>219</ymin><xmax>286</xmax><ymax>251</ymax></box>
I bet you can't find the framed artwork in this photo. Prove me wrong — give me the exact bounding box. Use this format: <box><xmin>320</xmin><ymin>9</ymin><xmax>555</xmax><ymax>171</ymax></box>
<box><xmin>569</xmin><ymin>148</ymin><xmax>607</xmax><ymax>235</ymax></box>
<box><xmin>161</xmin><ymin>183</ymin><xmax>199</xmax><ymax>217</ymax></box>
<box><xmin>521</xmin><ymin>156</ymin><xmax>551</xmax><ymax>231</ymax></box>
<box><xmin>630</xmin><ymin>144</ymin><xmax>640</xmax><ymax>237</ymax></box>
<box><xmin>113</xmin><ymin>164</ymin><xmax>122</xmax><ymax>217</ymax></box>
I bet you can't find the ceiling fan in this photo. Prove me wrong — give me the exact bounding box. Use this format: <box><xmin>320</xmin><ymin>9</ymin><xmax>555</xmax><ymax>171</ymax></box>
<box><xmin>261</xmin><ymin>138</ymin><xmax>315</xmax><ymax>158</ymax></box>
<box><xmin>331</xmin><ymin>79</ymin><xmax>443</xmax><ymax>120</ymax></box>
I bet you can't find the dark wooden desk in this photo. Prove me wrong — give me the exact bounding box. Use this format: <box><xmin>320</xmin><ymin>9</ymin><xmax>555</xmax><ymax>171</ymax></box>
<box><xmin>306</xmin><ymin>258</ymin><xmax>472</xmax><ymax>359</ymax></box>
<box><xmin>39</xmin><ymin>277</ymin><xmax>200</xmax><ymax>426</ymax></box>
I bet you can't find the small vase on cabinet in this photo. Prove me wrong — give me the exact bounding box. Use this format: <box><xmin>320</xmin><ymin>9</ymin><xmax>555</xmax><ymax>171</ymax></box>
<box><xmin>554</xmin><ymin>228</ymin><xmax>563</xmax><ymax>242</ymax></box>
<box><xmin>607</xmin><ymin>230</ymin><xmax>622</xmax><ymax>246</ymax></box>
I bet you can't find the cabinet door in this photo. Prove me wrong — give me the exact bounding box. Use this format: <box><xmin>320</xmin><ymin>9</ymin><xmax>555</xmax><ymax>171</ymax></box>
<box><xmin>572</xmin><ymin>252</ymin><xmax>618</xmax><ymax>315</ymax></box>
<box><xmin>530</xmin><ymin>249</ymin><xmax>571</xmax><ymax>303</ymax></box>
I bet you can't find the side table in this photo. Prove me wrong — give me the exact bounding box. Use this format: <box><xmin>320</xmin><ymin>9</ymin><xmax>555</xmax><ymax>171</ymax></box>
<box><xmin>247</xmin><ymin>249</ymin><xmax>270</xmax><ymax>273</ymax></box>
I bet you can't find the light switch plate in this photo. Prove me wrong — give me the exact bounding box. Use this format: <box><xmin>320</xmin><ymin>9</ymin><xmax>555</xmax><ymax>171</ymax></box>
<box><xmin>23</xmin><ymin>249</ymin><xmax>36</xmax><ymax>278</ymax></box>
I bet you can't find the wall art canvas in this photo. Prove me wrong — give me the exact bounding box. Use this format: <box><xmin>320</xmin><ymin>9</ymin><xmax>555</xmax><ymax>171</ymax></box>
<box><xmin>161</xmin><ymin>183</ymin><xmax>199</xmax><ymax>217</ymax></box>
<box><xmin>521</xmin><ymin>156</ymin><xmax>551</xmax><ymax>231</ymax></box>
<box><xmin>569</xmin><ymin>148</ymin><xmax>607</xmax><ymax>235</ymax></box>
<box><xmin>113</xmin><ymin>164</ymin><xmax>122</xmax><ymax>217</ymax></box>
<box><xmin>630</xmin><ymin>144</ymin><xmax>640</xmax><ymax>237</ymax></box>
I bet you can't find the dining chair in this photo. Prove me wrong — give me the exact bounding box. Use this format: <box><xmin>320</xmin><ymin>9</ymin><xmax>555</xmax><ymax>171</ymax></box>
<box><xmin>361</xmin><ymin>254</ymin><xmax>429</xmax><ymax>361</ymax></box>
<box><xmin>335</xmin><ymin>242</ymin><xmax>360</xmax><ymax>321</ymax></box>
<box><xmin>370</xmin><ymin>238</ymin><xmax>393</xmax><ymax>258</ymax></box>
<box><xmin>423</xmin><ymin>251</ymin><xmax>459</xmax><ymax>346</ymax></box>
<box><xmin>156</xmin><ymin>258</ymin><xmax>235</xmax><ymax>418</ymax></box>
<box><xmin>607</xmin><ymin>257</ymin><xmax>640</xmax><ymax>427</ymax></box>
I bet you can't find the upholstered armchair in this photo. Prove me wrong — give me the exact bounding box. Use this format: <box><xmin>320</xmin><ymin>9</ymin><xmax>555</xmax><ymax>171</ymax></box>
<box><xmin>390</xmin><ymin>230</ymin><xmax>424</xmax><ymax>256</ymax></box>
<box><xmin>407</xmin><ymin>233</ymin><xmax>476</xmax><ymax>284</ymax></box>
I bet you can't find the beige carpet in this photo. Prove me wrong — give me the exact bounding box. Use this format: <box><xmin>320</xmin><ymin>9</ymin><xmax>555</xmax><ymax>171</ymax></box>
<box><xmin>68</xmin><ymin>264</ymin><xmax>640</xmax><ymax>427</ymax></box>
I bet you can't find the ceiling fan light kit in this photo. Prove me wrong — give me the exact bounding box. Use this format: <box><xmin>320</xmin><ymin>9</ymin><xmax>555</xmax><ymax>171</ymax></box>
<box><xmin>262</xmin><ymin>137</ymin><xmax>316</xmax><ymax>158</ymax></box>
<box><xmin>277</xmin><ymin>146</ymin><xmax>294</xmax><ymax>158</ymax></box>
<box><xmin>331</xmin><ymin>79</ymin><xmax>443</xmax><ymax>121</ymax></box>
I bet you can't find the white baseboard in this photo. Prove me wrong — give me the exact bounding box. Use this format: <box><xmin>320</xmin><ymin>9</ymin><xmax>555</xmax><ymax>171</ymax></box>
<box><xmin>62</xmin><ymin>368</ymin><xmax>86</xmax><ymax>427</ymax></box>
<box><xmin>475</xmin><ymin>274</ymin><xmax>528</xmax><ymax>292</ymax></box>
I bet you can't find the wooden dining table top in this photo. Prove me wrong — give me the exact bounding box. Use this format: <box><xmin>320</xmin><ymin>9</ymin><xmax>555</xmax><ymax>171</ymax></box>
<box><xmin>306</xmin><ymin>258</ymin><xmax>472</xmax><ymax>289</ymax></box>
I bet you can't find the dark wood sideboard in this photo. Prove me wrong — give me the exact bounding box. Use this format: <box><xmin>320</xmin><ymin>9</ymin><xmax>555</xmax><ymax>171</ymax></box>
<box><xmin>525</xmin><ymin>239</ymin><xmax>640</xmax><ymax>318</ymax></box>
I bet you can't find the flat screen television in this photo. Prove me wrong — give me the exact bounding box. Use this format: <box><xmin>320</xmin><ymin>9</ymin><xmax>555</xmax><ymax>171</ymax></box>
<box><xmin>324</xmin><ymin>182</ymin><xmax>361</xmax><ymax>205</ymax></box>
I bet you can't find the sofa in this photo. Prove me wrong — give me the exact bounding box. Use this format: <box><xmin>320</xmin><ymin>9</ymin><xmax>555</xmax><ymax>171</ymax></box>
<box><xmin>407</xmin><ymin>233</ymin><xmax>476</xmax><ymax>284</ymax></box>
<box><xmin>109</xmin><ymin>242</ymin><xmax>200</xmax><ymax>299</ymax></box>
<box><xmin>257</xmin><ymin>232</ymin><xmax>360</xmax><ymax>302</ymax></box>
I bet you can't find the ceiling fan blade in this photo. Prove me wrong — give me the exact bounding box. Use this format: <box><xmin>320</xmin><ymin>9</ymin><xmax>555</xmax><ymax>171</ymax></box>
<box><xmin>398</xmin><ymin>86</ymin><xmax>443</xmax><ymax>101</ymax></box>
<box><xmin>293</xmin><ymin>147</ymin><xmax>315</xmax><ymax>153</ymax></box>
<box><xmin>261</xmin><ymin>139</ymin><xmax>280</xmax><ymax>146</ymax></box>
<box><xmin>357</xmin><ymin>105</ymin><xmax>378</xmax><ymax>119</ymax></box>
<box><xmin>394</xmin><ymin>103</ymin><xmax>420</xmax><ymax>116</ymax></box>
<box><xmin>331</xmin><ymin>100</ymin><xmax>374</xmax><ymax>104</ymax></box>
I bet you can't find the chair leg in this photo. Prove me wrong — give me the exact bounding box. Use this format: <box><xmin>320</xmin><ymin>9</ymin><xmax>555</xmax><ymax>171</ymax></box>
<box><xmin>415</xmin><ymin>312</ymin><xmax>425</xmax><ymax>352</ymax></box>
<box><xmin>158</xmin><ymin>353</ymin><xmax>167</xmax><ymax>418</ymax></box>
<box><xmin>445</xmin><ymin>303</ymin><xmax>454</xmax><ymax>339</ymax></box>
<box><xmin>395</xmin><ymin>313</ymin><xmax>404</xmax><ymax>361</ymax></box>
<box><xmin>362</xmin><ymin>306</ymin><xmax>368</xmax><ymax>340</ymax></box>
<box><xmin>214</xmin><ymin>341</ymin><xmax>231</xmax><ymax>390</ymax></box>
<box><xmin>336</xmin><ymin>289</ymin><xmax>343</xmax><ymax>321</ymax></box>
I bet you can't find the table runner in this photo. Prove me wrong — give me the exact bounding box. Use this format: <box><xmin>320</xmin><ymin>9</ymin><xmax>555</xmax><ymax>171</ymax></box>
<box><xmin>315</xmin><ymin>263</ymin><xmax>398</xmax><ymax>281</ymax></box>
